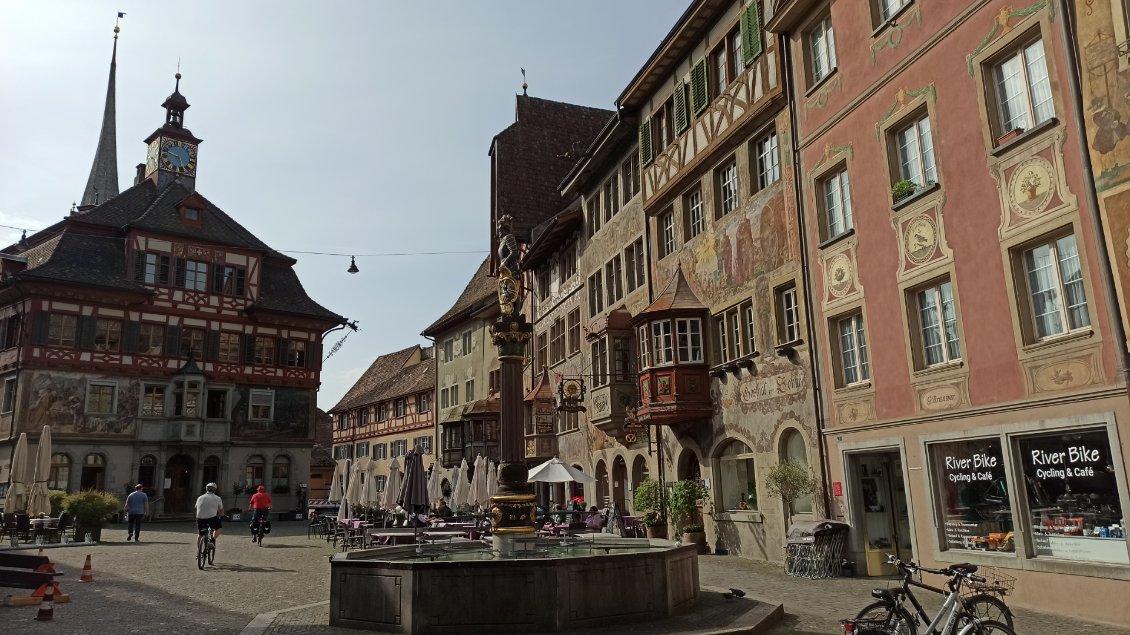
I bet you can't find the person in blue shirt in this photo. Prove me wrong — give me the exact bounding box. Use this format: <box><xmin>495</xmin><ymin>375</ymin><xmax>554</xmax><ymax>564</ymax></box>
<box><xmin>123</xmin><ymin>484</ymin><xmax>149</xmax><ymax>542</ymax></box>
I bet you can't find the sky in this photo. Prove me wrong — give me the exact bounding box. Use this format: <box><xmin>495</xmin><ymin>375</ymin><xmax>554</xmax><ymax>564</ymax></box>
<box><xmin>0</xmin><ymin>1</ymin><xmax>689</xmax><ymax>411</ymax></box>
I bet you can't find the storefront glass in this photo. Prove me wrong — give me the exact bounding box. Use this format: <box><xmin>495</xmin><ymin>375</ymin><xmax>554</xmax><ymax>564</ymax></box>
<box><xmin>930</xmin><ymin>438</ymin><xmax>1015</xmax><ymax>552</ymax></box>
<box><xmin>717</xmin><ymin>440</ymin><xmax>757</xmax><ymax>511</ymax></box>
<box><xmin>1019</xmin><ymin>429</ymin><xmax>1128</xmax><ymax>564</ymax></box>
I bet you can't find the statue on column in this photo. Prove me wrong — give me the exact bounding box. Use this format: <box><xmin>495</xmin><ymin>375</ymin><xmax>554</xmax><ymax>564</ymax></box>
<box><xmin>496</xmin><ymin>214</ymin><xmax>522</xmax><ymax>317</ymax></box>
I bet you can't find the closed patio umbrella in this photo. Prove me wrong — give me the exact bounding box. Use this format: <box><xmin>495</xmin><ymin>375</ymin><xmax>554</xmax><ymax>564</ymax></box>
<box><xmin>397</xmin><ymin>446</ymin><xmax>430</xmax><ymax>544</ymax></box>
<box><xmin>3</xmin><ymin>433</ymin><xmax>29</xmax><ymax>513</ymax></box>
<box><xmin>364</xmin><ymin>459</ymin><xmax>383</xmax><ymax>508</ymax></box>
<box><xmin>25</xmin><ymin>426</ymin><xmax>52</xmax><ymax>517</ymax></box>
<box><xmin>527</xmin><ymin>457</ymin><xmax>596</xmax><ymax>484</ymax></box>
<box><xmin>447</xmin><ymin>465</ymin><xmax>462</xmax><ymax>510</ymax></box>
<box><xmin>471</xmin><ymin>454</ymin><xmax>489</xmax><ymax>508</ymax></box>
<box><xmin>452</xmin><ymin>458</ymin><xmax>471</xmax><ymax>510</ymax></box>
<box><xmin>486</xmin><ymin>460</ymin><xmax>498</xmax><ymax>500</ymax></box>
<box><xmin>329</xmin><ymin>460</ymin><xmax>346</xmax><ymax>501</ymax></box>
<box><xmin>427</xmin><ymin>463</ymin><xmax>444</xmax><ymax>507</ymax></box>
<box><xmin>345</xmin><ymin>458</ymin><xmax>368</xmax><ymax>509</ymax></box>
<box><xmin>381</xmin><ymin>457</ymin><xmax>402</xmax><ymax>512</ymax></box>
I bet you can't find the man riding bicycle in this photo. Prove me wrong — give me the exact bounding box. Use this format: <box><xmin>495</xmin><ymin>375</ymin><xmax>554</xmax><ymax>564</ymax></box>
<box><xmin>195</xmin><ymin>482</ymin><xmax>225</xmax><ymax>543</ymax></box>
<box><xmin>248</xmin><ymin>485</ymin><xmax>272</xmax><ymax>542</ymax></box>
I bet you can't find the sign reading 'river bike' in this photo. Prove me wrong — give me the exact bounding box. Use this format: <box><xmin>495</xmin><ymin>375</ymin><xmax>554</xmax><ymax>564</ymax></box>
<box><xmin>739</xmin><ymin>369</ymin><xmax>807</xmax><ymax>405</ymax></box>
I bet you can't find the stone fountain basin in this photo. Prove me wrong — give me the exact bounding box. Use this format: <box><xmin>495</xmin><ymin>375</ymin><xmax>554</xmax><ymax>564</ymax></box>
<box><xmin>329</xmin><ymin>535</ymin><xmax>699</xmax><ymax>633</ymax></box>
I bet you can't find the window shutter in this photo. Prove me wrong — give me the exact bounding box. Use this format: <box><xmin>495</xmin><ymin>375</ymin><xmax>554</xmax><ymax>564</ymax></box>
<box><xmin>690</xmin><ymin>59</ymin><xmax>709</xmax><ymax>115</ymax></box>
<box><xmin>639</xmin><ymin>118</ymin><xmax>653</xmax><ymax>166</ymax></box>
<box><xmin>122</xmin><ymin>321</ymin><xmax>140</xmax><ymax>354</ymax></box>
<box><xmin>174</xmin><ymin>258</ymin><xmax>187</xmax><ymax>288</ymax></box>
<box><xmin>205</xmin><ymin>330</ymin><xmax>220</xmax><ymax>361</ymax></box>
<box><xmin>235</xmin><ymin>270</ymin><xmax>246</xmax><ymax>296</ymax></box>
<box><xmin>211</xmin><ymin>267</ymin><xmax>224</xmax><ymax>293</ymax></box>
<box><xmin>673</xmin><ymin>83</ymin><xmax>689</xmax><ymax>134</ymax></box>
<box><xmin>133</xmin><ymin>252</ymin><xmax>146</xmax><ymax>282</ymax></box>
<box><xmin>308</xmin><ymin>341</ymin><xmax>323</xmax><ymax>370</ymax></box>
<box><xmin>741</xmin><ymin>2</ymin><xmax>763</xmax><ymax>66</ymax></box>
<box><xmin>165</xmin><ymin>325</ymin><xmax>181</xmax><ymax>357</ymax></box>
<box><xmin>78</xmin><ymin>316</ymin><xmax>97</xmax><ymax>350</ymax></box>
<box><xmin>31</xmin><ymin>311</ymin><xmax>49</xmax><ymax>346</ymax></box>
<box><xmin>242</xmin><ymin>334</ymin><xmax>256</xmax><ymax>364</ymax></box>
<box><xmin>159</xmin><ymin>255</ymin><xmax>171</xmax><ymax>284</ymax></box>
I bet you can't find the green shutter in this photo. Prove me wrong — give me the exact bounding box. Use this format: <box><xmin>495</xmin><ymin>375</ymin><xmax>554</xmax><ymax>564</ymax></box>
<box><xmin>741</xmin><ymin>2</ymin><xmax>763</xmax><ymax>66</ymax></box>
<box><xmin>639</xmin><ymin>118</ymin><xmax>654</xmax><ymax>166</ymax></box>
<box><xmin>673</xmin><ymin>84</ymin><xmax>689</xmax><ymax>134</ymax></box>
<box><xmin>690</xmin><ymin>59</ymin><xmax>709</xmax><ymax>115</ymax></box>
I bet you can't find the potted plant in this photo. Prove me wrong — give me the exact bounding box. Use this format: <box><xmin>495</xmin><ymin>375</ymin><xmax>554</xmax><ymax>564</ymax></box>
<box><xmin>48</xmin><ymin>489</ymin><xmax>68</xmax><ymax>517</ymax></box>
<box><xmin>63</xmin><ymin>489</ymin><xmax>121</xmax><ymax>543</ymax></box>
<box><xmin>891</xmin><ymin>179</ymin><xmax>917</xmax><ymax>202</ymax></box>
<box><xmin>669</xmin><ymin>479</ymin><xmax>708</xmax><ymax>552</ymax></box>
<box><xmin>633</xmin><ymin>478</ymin><xmax>667</xmax><ymax>539</ymax></box>
<box><xmin>765</xmin><ymin>460</ymin><xmax>819</xmax><ymax>527</ymax></box>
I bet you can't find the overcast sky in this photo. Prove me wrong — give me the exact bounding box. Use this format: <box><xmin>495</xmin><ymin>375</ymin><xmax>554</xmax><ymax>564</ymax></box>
<box><xmin>0</xmin><ymin>1</ymin><xmax>688</xmax><ymax>410</ymax></box>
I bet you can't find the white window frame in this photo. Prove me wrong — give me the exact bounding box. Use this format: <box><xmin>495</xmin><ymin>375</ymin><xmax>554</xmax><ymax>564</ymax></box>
<box><xmin>717</xmin><ymin>161</ymin><xmax>739</xmax><ymax>217</ymax></box>
<box><xmin>660</xmin><ymin>210</ymin><xmax>676</xmax><ymax>257</ymax></box>
<box><xmin>651</xmin><ymin>319</ymin><xmax>674</xmax><ymax>366</ymax></box>
<box><xmin>808</xmin><ymin>14</ymin><xmax>838</xmax><ymax>84</ymax></box>
<box><xmin>686</xmin><ymin>188</ymin><xmax>705</xmax><ymax>238</ymax></box>
<box><xmin>85</xmin><ymin>382</ymin><xmax>117</xmax><ymax>415</ymax></box>
<box><xmin>877</xmin><ymin>0</ymin><xmax>910</xmax><ymax>23</ymax></box>
<box><xmin>837</xmin><ymin>313</ymin><xmax>870</xmax><ymax>386</ymax></box>
<box><xmin>1</xmin><ymin>377</ymin><xmax>16</xmax><ymax>414</ymax></box>
<box><xmin>895</xmin><ymin>114</ymin><xmax>937</xmax><ymax>188</ymax></box>
<box><xmin>915</xmin><ymin>279</ymin><xmax>961</xmax><ymax>367</ymax></box>
<box><xmin>1021</xmin><ymin>233</ymin><xmax>1091</xmax><ymax>340</ymax></box>
<box><xmin>249</xmin><ymin>389</ymin><xmax>275</xmax><ymax>421</ymax></box>
<box><xmin>992</xmin><ymin>37</ymin><xmax>1054</xmax><ymax>136</ymax></box>
<box><xmin>778</xmin><ymin>285</ymin><xmax>800</xmax><ymax>344</ymax></box>
<box><xmin>755</xmin><ymin>131</ymin><xmax>780</xmax><ymax>189</ymax></box>
<box><xmin>822</xmin><ymin>169</ymin><xmax>853</xmax><ymax>240</ymax></box>
<box><xmin>675</xmin><ymin>318</ymin><xmax>703</xmax><ymax>363</ymax></box>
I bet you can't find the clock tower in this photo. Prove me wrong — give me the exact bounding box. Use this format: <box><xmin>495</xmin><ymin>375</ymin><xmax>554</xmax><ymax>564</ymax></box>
<box><xmin>143</xmin><ymin>72</ymin><xmax>203</xmax><ymax>190</ymax></box>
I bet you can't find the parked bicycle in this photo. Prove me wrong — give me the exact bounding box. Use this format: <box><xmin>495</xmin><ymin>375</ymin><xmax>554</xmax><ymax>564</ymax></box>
<box><xmin>196</xmin><ymin>526</ymin><xmax>217</xmax><ymax>569</ymax></box>
<box><xmin>848</xmin><ymin>555</ymin><xmax>1014</xmax><ymax>635</ymax></box>
<box><xmin>251</xmin><ymin>516</ymin><xmax>270</xmax><ymax>547</ymax></box>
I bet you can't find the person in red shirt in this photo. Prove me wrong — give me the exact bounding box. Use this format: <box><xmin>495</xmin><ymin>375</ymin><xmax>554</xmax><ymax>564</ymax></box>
<box><xmin>248</xmin><ymin>485</ymin><xmax>272</xmax><ymax>540</ymax></box>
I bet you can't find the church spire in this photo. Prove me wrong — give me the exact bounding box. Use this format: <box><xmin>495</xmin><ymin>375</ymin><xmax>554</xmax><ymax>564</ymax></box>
<box><xmin>79</xmin><ymin>23</ymin><xmax>121</xmax><ymax>209</ymax></box>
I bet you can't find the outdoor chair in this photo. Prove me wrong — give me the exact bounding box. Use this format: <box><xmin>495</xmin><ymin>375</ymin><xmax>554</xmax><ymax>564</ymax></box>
<box><xmin>14</xmin><ymin>514</ymin><xmax>31</xmax><ymax>542</ymax></box>
<box><xmin>38</xmin><ymin>512</ymin><xmax>70</xmax><ymax>544</ymax></box>
<box><xmin>307</xmin><ymin>513</ymin><xmax>324</xmax><ymax>539</ymax></box>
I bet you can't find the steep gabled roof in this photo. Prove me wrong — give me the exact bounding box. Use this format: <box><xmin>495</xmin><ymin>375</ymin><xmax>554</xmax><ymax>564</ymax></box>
<box><xmin>250</xmin><ymin>261</ymin><xmax>341</xmax><ymax>322</ymax></box>
<box><xmin>491</xmin><ymin>96</ymin><xmax>614</xmax><ymax>244</ymax></box>
<box><xmin>633</xmin><ymin>265</ymin><xmax>707</xmax><ymax>322</ymax></box>
<box><xmin>421</xmin><ymin>257</ymin><xmax>496</xmax><ymax>336</ymax></box>
<box><xmin>16</xmin><ymin>230</ymin><xmax>148</xmax><ymax>293</ymax></box>
<box><xmin>330</xmin><ymin>345</ymin><xmax>434</xmax><ymax>413</ymax></box>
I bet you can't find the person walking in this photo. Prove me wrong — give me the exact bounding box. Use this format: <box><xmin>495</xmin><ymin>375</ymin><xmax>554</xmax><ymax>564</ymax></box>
<box><xmin>124</xmin><ymin>484</ymin><xmax>149</xmax><ymax>542</ymax></box>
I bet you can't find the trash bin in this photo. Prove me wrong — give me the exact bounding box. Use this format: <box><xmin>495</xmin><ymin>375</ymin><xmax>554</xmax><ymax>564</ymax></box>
<box><xmin>784</xmin><ymin>519</ymin><xmax>850</xmax><ymax>579</ymax></box>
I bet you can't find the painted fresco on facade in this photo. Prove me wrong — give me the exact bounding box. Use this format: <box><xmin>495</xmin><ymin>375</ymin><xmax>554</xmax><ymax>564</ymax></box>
<box><xmin>22</xmin><ymin>371</ymin><xmax>138</xmax><ymax>435</ymax></box>
<box><xmin>232</xmin><ymin>386</ymin><xmax>311</xmax><ymax>439</ymax></box>
<box><xmin>1078</xmin><ymin>0</ymin><xmax>1130</xmax><ymax>190</ymax></box>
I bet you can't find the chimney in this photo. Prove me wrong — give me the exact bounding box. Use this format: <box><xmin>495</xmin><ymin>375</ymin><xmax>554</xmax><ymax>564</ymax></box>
<box><xmin>134</xmin><ymin>163</ymin><xmax>146</xmax><ymax>186</ymax></box>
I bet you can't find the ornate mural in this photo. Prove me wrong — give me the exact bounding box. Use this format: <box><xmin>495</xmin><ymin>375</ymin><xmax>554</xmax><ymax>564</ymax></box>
<box><xmin>23</xmin><ymin>371</ymin><xmax>138</xmax><ymax>435</ymax></box>
<box><xmin>989</xmin><ymin>129</ymin><xmax>1078</xmax><ymax>240</ymax></box>
<box><xmin>871</xmin><ymin>5</ymin><xmax>923</xmax><ymax>64</ymax></box>
<box><xmin>231</xmin><ymin>386</ymin><xmax>311</xmax><ymax>439</ymax></box>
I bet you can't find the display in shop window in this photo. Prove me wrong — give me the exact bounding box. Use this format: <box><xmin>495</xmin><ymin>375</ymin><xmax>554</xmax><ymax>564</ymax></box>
<box><xmin>1019</xmin><ymin>429</ymin><xmax>1127</xmax><ymax>565</ymax></box>
<box><xmin>930</xmin><ymin>438</ymin><xmax>1015</xmax><ymax>553</ymax></box>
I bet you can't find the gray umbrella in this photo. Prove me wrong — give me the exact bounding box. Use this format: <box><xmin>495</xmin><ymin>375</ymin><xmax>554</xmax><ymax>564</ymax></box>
<box><xmin>397</xmin><ymin>446</ymin><xmax>430</xmax><ymax>543</ymax></box>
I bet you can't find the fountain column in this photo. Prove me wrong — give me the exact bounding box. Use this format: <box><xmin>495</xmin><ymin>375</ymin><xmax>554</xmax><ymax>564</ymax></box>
<box><xmin>489</xmin><ymin>215</ymin><xmax>535</xmax><ymax>555</ymax></box>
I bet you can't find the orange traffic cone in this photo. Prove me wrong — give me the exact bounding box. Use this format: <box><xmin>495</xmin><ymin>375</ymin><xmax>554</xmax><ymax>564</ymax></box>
<box><xmin>79</xmin><ymin>555</ymin><xmax>93</xmax><ymax>583</ymax></box>
<box><xmin>33</xmin><ymin>583</ymin><xmax>53</xmax><ymax>621</ymax></box>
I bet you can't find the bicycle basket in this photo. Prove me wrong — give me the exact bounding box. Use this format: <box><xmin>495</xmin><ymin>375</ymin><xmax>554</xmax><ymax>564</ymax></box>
<box><xmin>960</xmin><ymin>567</ymin><xmax>1016</xmax><ymax>597</ymax></box>
<box><xmin>841</xmin><ymin>618</ymin><xmax>899</xmax><ymax>634</ymax></box>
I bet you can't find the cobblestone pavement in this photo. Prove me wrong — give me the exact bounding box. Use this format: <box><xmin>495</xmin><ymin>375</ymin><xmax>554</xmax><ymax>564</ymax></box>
<box><xmin>6</xmin><ymin>522</ymin><xmax>1129</xmax><ymax>634</ymax></box>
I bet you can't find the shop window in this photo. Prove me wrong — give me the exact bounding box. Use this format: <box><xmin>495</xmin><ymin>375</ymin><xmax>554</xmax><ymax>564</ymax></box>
<box><xmin>929</xmin><ymin>438</ymin><xmax>1014</xmax><ymax>553</ymax></box>
<box><xmin>717</xmin><ymin>440</ymin><xmax>757</xmax><ymax>511</ymax></box>
<box><xmin>246</xmin><ymin>455</ymin><xmax>266</xmax><ymax>488</ymax></box>
<box><xmin>1020</xmin><ymin>429</ymin><xmax>1127</xmax><ymax>564</ymax></box>
<box><xmin>48</xmin><ymin>453</ymin><xmax>71</xmax><ymax>491</ymax></box>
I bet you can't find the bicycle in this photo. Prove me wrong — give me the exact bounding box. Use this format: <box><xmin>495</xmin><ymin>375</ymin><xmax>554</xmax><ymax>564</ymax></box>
<box><xmin>251</xmin><ymin>516</ymin><xmax>269</xmax><ymax>547</ymax></box>
<box><xmin>851</xmin><ymin>555</ymin><xmax>1014</xmax><ymax>635</ymax></box>
<box><xmin>197</xmin><ymin>526</ymin><xmax>217</xmax><ymax>569</ymax></box>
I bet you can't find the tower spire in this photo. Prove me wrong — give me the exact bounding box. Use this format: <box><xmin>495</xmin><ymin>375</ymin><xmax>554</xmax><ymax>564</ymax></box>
<box><xmin>80</xmin><ymin>21</ymin><xmax>121</xmax><ymax>209</ymax></box>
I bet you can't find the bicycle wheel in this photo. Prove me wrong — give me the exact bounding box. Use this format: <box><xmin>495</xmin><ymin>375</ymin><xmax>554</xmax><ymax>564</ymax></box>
<box><xmin>208</xmin><ymin>535</ymin><xmax>216</xmax><ymax>565</ymax></box>
<box><xmin>197</xmin><ymin>534</ymin><xmax>206</xmax><ymax>570</ymax></box>
<box><xmin>962</xmin><ymin>619</ymin><xmax>1015</xmax><ymax>635</ymax></box>
<box><xmin>964</xmin><ymin>594</ymin><xmax>1014</xmax><ymax>630</ymax></box>
<box><xmin>855</xmin><ymin>601</ymin><xmax>918</xmax><ymax>635</ymax></box>
<box><xmin>256</xmin><ymin>526</ymin><xmax>263</xmax><ymax>546</ymax></box>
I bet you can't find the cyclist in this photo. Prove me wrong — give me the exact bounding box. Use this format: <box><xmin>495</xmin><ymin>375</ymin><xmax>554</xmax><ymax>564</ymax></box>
<box><xmin>248</xmin><ymin>485</ymin><xmax>272</xmax><ymax>542</ymax></box>
<box><xmin>195</xmin><ymin>482</ymin><xmax>225</xmax><ymax>544</ymax></box>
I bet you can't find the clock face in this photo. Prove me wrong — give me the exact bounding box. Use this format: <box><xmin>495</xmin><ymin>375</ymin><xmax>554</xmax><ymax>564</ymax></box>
<box><xmin>160</xmin><ymin>139</ymin><xmax>198</xmax><ymax>175</ymax></box>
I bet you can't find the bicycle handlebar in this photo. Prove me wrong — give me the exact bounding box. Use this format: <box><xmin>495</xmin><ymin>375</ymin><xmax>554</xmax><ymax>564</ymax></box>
<box><xmin>884</xmin><ymin>554</ymin><xmax>984</xmax><ymax>583</ymax></box>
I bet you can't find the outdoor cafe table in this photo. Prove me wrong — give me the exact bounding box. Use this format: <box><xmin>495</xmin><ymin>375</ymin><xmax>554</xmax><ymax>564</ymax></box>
<box><xmin>367</xmin><ymin>528</ymin><xmax>418</xmax><ymax>547</ymax></box>
<box><xmin>421</xmin><ymin>529</ymin><xmax>467</xmax><ymax>543</ymax></box>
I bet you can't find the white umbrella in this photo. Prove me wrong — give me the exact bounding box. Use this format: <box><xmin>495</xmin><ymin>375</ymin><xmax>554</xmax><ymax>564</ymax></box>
<box><xmin>364</xmin><ymin>459</ymin><xmax>383</xmax><ymax>507</ymax></box>
<box><xmin>486</xmin><ymin>460</ymin><xmax>498</xmax><ymax>500</ymax></box>
<box><xmin>3</xmin><ymin>433</ymin><xmax>29</xmax><ymax>513</ymax></box>
<box><xmin>447</xmin><ymin>465</ymin><xmax>462</xmax><ymax>510</ymax></box>
<box><xmin>26</xmin><ymin>426</ymin><xmax>52</xmax><ymax>517</ymax></box>
<box><xmin>452</xmin><ymin>458</ymin><xmax>471</xmax><ymax>510</ymax></box>
<box><xmin>329</xmin><ymin>459</ymin><xmax>346</xmax><ymax>501</ymax></box>
<box><xmin>427</xmin><ymin>463</ymin><xmax>444</xmax><ymax>506</ymax></box>
<box><xmin>471</xmin><ymin>455</ymin><xmax>488</xmax><ymax>508</ymax></box>
<box><xmin>345</xmin><ymin>458</ymin><xmax>368</xmax><ymax>507</ymax></box>
<box><xmin>528</xmin><ymin>457</ymin><xmax>596</xmax><ymax>484</ymax></box>
<box><xmin>381</xmin><ymin>457</ymin><xmax>402</xmax><ymax>512</ymax></box>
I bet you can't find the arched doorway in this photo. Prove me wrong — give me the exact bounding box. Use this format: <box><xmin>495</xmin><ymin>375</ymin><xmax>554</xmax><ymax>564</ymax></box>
<box><xmin>164</xmin><ymin>454</ymin><xmax>195</xmax><ymax>513</ymax></box>
<box><xmin>612</xmin><ymin>456</ymin><xmax>628</xmax><ymax>511</ymax></box>
<box><xmin>780</xmin><ymin>430</ymin><xmax>813</xmax><ymax>513</ymax></box>
<box><xmin>80</xmin><ymin>454</ymin><xmax>105</xmax><ymax>490</ymax></box>
<box><xmin>595</xmin><ymin>460</ymin><xmax>608</xmax><ymax>507</ymax></box>
<box><xmin>677</xmin><ymin>449</ymin><xmax>701</xmax><ymax>481</ymax></box>
<box><xmin>630</xmin><ymin>456</ymin><xmax>649</xmax><ymax>514</ymax></box>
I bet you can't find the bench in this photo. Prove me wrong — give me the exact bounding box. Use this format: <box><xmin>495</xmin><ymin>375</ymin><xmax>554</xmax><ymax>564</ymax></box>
<box><xmin>0</xmin><ymin>552</ymin><xmax>69</xmax><ymax>606</ymax></box>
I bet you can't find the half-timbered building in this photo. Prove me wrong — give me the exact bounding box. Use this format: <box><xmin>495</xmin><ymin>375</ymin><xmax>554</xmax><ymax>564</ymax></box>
<box><xmin>0</xmin><ymin>67</ymin><xmax>344</xmax><ymax>517</ymax></box>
